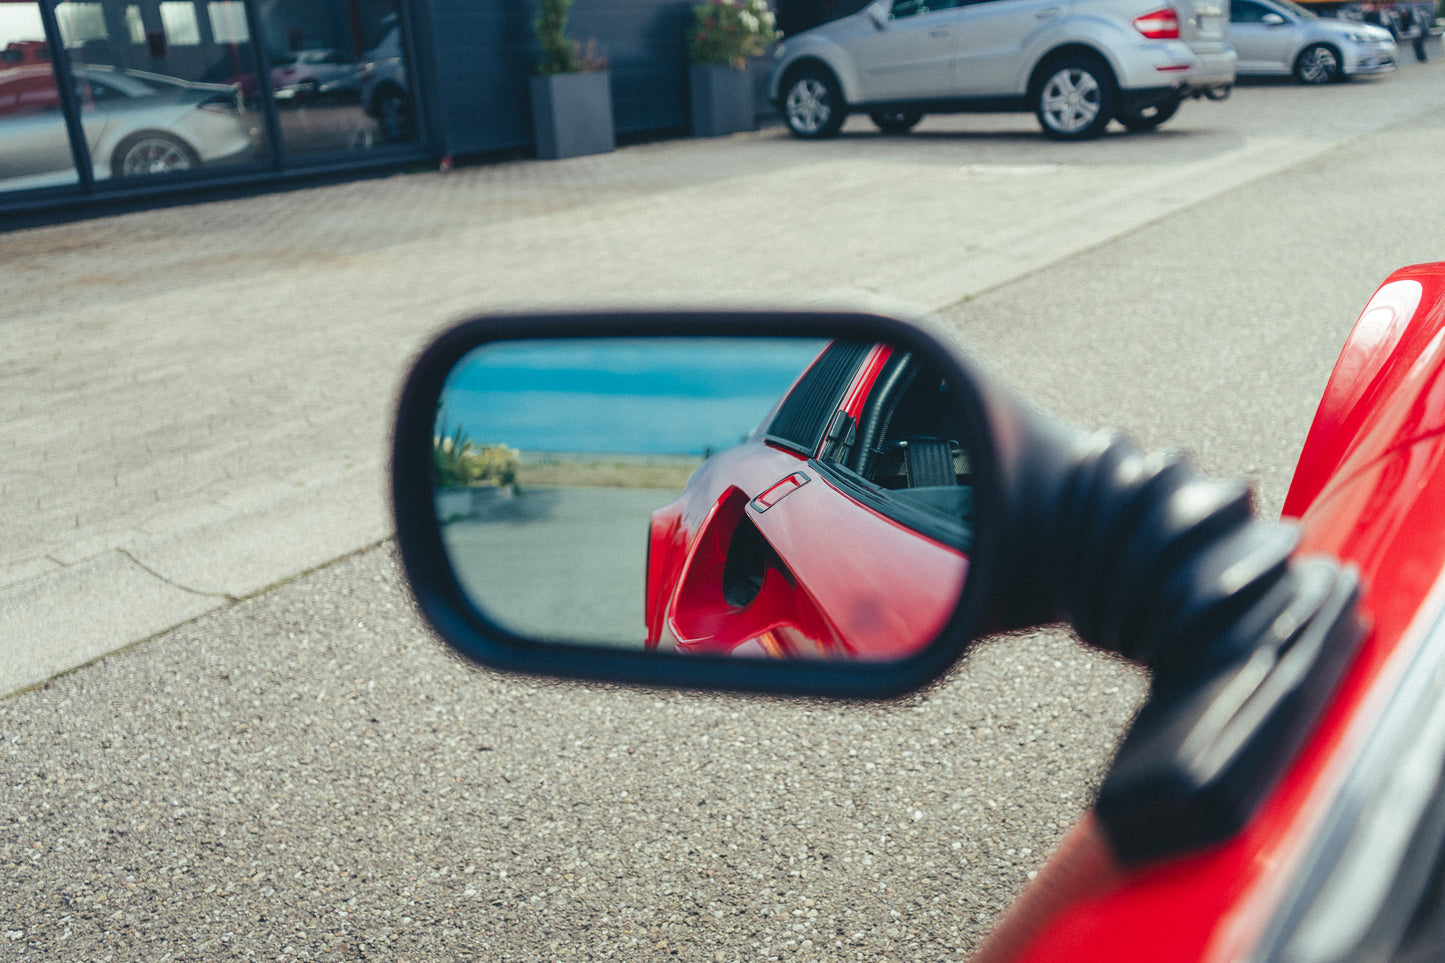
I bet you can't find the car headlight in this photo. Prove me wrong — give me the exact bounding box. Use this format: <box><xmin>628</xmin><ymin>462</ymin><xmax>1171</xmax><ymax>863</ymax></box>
<box><xmin>1345</xmin><ymin>31</ymin><xmax>1372</xmax><ymax>42</ymax></box>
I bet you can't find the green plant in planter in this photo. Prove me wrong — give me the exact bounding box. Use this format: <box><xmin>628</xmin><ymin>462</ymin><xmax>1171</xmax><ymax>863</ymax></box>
<box><xmin>688</xmin><ymin>0</ymin><xmax>781</xmax><ymax>70</ymax></box>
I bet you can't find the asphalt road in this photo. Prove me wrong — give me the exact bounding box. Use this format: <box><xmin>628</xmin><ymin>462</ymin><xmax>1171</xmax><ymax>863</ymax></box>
<box><xmin>442</xmin><ymin>486</ymin><xmax>677</xmax><ymax>646</ymax></box>
<box><xmin>7</xmin><ymin>60</ymin><xmax>1445</xmax><ymax>961</ymax></box>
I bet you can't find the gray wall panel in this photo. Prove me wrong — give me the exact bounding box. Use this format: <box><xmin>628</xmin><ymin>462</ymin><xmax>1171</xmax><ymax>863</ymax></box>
<box><xmin>428</xmin><ymin>0</ymin><xmax>696</xmax><ymax>155</ymax></box>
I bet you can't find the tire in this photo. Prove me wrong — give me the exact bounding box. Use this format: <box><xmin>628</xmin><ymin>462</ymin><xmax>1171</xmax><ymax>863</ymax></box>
<box><xmin>1116</xmin><ymin>96</ymin><xmax>1180</xmax><ymax>132</ymax></box>
<box><xmin>112</xmin><ymin>131</ymin><xmax>199</xmax><ymax>177</ymax></box>
<box><xmin>869</xmin><ymin>108</ymin><xmax>923</xmax><ymax>134</ymax></box>
<box><xmin>372</xmin><ymin>85</ymin><xmax>415</xmax><ymax>143</ymax></box>
<box><xmin>1033</xmin><ymin>56</ymin><xmax>1116</xmax><ymax>140</ymax></box>
<box><xmin>781</xmin><ymin>65</ymin><xmax>845</xmax><ymax>139</ymax></box>
<box><xmin>1295</xmin><ymin>44</ymin><xmax>1342</xmax><ymax>84</ymax></box>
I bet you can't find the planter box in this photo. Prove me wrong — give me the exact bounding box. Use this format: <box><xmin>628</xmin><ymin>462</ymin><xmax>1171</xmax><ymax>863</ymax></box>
<box><xmin>689</xmin><ymin>63</ymin><xmax>756</xmax><ymax>137</ymax></box>
<box><xmin>435</xmin><ymin>486</ymin><xmax>511</xmax><ymax>522</ymax></box>
<box><xmin>530</xmin><ymin>71</ymin><xmax>616</xmax><ymax>160</ymax></box>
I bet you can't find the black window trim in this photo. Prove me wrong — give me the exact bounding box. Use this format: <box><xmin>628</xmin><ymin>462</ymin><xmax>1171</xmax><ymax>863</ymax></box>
<box><xmin>808</xmin><ymin>455</ymin><xmax>972</xmax><ymax>554</ymax></box>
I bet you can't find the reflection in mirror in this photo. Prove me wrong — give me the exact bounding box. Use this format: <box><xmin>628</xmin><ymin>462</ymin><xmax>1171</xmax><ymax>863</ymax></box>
<box><xmin>434</xmin><ymin>337</ymin><xmax>972</xmax><ymax>661</ymax></box>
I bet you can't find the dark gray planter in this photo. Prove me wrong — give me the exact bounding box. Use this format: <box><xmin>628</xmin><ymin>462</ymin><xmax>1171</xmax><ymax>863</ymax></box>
<box><xmin>689</xmin><ymin>63</ymin><xmax>756</xmax><ymax>137</ymax></box>
<box><xmin>529</xmin><ymin>71</ymin><xmax>615</xmax><ymax>160</ymax></box>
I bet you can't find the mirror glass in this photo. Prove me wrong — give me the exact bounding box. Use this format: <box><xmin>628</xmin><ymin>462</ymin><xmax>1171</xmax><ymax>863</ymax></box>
<box><xmin>433</xmin><ymin>336</ymin><xmax>974</xmax><ymax>660</ymax></box>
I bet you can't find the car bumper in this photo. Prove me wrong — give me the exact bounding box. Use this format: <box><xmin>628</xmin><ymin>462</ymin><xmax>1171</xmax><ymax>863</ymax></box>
<box><xmin>1116</xmin><ymin>42</ymin><xmax>1237</xmax><ymax>96</ymax></box>
<box><xmin>1343</xmin><ymin>42</ymin><xmax>1398</xmax><ymax>76</ymax></box>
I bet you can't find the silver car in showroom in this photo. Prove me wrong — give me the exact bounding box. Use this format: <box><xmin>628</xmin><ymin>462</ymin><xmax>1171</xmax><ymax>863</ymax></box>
<box><xmin>768</xmin><ymin>0</ymin><xmax>1237</xmax><ymax>140</ymax></box>
<box><xmin>1229</xmin><ymin>0</ymin><xmax>1396</xmax><ymax>84</ymax></box>
<box><xmin>0</xmin><ymin>65</ymin><xmax>259</xmax><ymax>191</ymax></box>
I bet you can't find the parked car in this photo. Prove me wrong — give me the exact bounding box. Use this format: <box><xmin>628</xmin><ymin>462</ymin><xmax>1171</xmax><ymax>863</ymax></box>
<box><xmin>0</xmin><ymin>40</ymin><xmax>50</xmax><ymax>69</ymax></box>
<box><xmin>645</xmin><ymin>340</ymin><xmax>973</xmax><ymax>660</ymax></box>
<box><xmin>360</xmin><ymin>15</ymin><xmax>414</xmax><ymax>142</ymax></box>
<box><xmin>0</xmin><ymin>64</ymin><xmax>259</xmax><ymax>190</ymax></box>
<box><xmin>268</xmin><ymin>48</ymin><xmax>363</xmax><ymax>102</ymax></box>
<box><xmin>766</xmin><ymin>0</ymin><xmax>1237</xmax><ymax>140</ymax></box>
<box><xmin>392</xmin><ymin>263</ymin><xmax>1445</xmax><ymax>959</ymax></box>
<box><xmin>1229</xmin><ymin>0</ymin><xmax>1396</xmax><ymax>83</ymax></box>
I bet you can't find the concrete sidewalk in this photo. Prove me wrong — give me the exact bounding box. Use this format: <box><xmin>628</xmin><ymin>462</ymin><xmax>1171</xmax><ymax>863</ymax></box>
<box><xmin>5</xmin><ymin>67</ymin><xmax>1445</xmax><ymax>698</ymax></box>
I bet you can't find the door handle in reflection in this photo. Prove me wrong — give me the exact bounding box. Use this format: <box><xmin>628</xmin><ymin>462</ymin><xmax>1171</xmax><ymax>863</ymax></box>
<box><xmin>1035</xmin><ymin>6</ymin><xmax>1061</xmax><ymax>16</ymax></box>
<box><xmin>750</xmin><ymin>472</ymin><xmax>810</xmax><ymax>512</ymax></box>
<box><xmin>929</xmin><ymin>28</ymin><xmax>949</xmax><ymax>36</ymax></box>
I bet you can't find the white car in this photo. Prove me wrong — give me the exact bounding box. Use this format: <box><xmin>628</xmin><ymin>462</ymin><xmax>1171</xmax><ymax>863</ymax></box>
<box><xmin>768</xmin><ymin>0</ymin><xmax>1237</xmax><ymax>140</ymax></box>
<box><xmin>0</xmin><ymin>65</ymin><xmax>259</xmax><ymax>191</ymax></box>
<box><xmin>1229</xmin><ymin>0</ymin><xmax>1396</xmax><ymax>84</ymax></box>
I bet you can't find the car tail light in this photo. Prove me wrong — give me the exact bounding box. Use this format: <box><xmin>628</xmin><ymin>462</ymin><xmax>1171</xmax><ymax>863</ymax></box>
<box><xmin>1133</xmin><ymin>7</ymin><xmax>1180</xmax><ymax>38</ymax></box>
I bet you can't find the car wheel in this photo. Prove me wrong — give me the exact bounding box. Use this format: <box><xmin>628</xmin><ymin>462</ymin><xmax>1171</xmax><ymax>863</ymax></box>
<box><xmin>112</xmin><ymin>132</ymin><xmax>200</xmax><ymax>177</ymax></box>
<box><xmin>1033</xmin><ymin>56</ymin><xmax>1116</xmax><ymax>140</ymax></box>
<box><xmin>782</xmin><ymin>66</ymin><xmax>845</xmax><ymax>139</ymax></box>
<box><xmin>373</xmin><ymin>86</ymin><xmax>415</xmax><ymax>142</ymax></box>
<box><xmin>869</xmin><ymin>108</ymin><xmax>923</xmax><ymax>134</ymax></box>
<box><xmin>1295</xmin><ymin>44</ymin><xmax>1342</xmax><ymax>84</ymax></box>
<box><xmin>1116</xmin><ymin>96</ymin><xmax>1180</xmax><ymax>132</ymax></box>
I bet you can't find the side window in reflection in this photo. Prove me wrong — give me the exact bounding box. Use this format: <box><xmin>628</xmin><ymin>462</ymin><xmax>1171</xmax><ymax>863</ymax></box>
<box><xmin>1230</xmin><ymin>0</ymin><xmax>1267</xmax><ymax>22</ymax></box>
<box><xmin>765</xmin><ymin>340</ymin><xmax>871</xmax><ymax>455</ymax></box>
<box><xmin>817</xmin><ymin>351</ymin><xmax>973</xmax><ymax>543</ymax></box>
<box><xmin>890</xmin><ymin>0</ymin><xmax>960</xmax><ymax>18</ymax></box>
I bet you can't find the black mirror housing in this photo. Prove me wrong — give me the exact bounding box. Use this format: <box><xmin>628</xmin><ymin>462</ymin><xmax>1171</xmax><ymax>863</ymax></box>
<box><xmin>391</xmin><ymin>308</ymin><xmax>1009</xmax><ymax>699</ymax></box>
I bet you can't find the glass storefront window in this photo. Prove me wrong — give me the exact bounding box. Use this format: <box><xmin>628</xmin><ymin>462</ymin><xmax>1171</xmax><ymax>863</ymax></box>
<box><xmin>52</xmin><ymin>0</ymin><xmax>268</xmax><ymax>181</ymax></box>
<box><xmin>206</xmin><ymin>1</ymin><xmax>245</xmax><ymax>43</ymax></box>
<box><xmin>124</xmin><ymin>5</ymin><xmax>145</xmax><ymax>44</ymax></box>
<box><xmin>2</xmin><ymin>0</ymin><xmax>421</xmax><ymax>201</ymax></box>
<box><xmin>156</xmin><ymin>1</ymin><xmax>198</xmax><ymax>44</ymax></box>
<box><xmin>54</xmin><ymin>2</ymin><xmax>105</xmax><ymax>42</ymax></box>
<box><xmin>260</xmin><ymin>0</ymin><xmax>417</xmax><ymax>159</ymax></box>
<box><xmin>0</xmin><ymin>3</ymin><xmax>78</xmax><ymax>191</ymax></box>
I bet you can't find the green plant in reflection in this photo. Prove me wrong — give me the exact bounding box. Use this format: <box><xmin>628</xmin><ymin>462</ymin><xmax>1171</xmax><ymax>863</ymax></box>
<box><xmin>433</xmin><ymin>425</ymin><xmax>520</xmax><ymax>492</ymax></box>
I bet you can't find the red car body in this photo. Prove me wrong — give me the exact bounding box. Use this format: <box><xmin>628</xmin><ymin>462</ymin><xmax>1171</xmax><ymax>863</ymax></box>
<box><xmin>973</xmin><ymin>263</ymin><xmax>1445</xmax><ymax>962</ymax></box>
<box><xmin>645</xmin><ymin>341</ymin><xmax>972</xmax><ymax>660</ymax></box>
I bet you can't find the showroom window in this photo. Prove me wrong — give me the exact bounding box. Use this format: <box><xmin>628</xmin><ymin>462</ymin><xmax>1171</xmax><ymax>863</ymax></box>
<box><xmin>0</xmin><ymin>0</ymin><xmax>419</xmax><ymax>203</ymax></box>
<box><xmin>0</xmin><ymin>2</ymin><xmax>79</xmax><ymax>191</ymax></box>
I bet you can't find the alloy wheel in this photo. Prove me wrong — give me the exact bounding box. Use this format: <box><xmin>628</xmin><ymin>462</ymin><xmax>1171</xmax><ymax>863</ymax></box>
<box><xmin>120</xmin><ymin>137</ymin><xmax>195</xmax><ymax>176</ymax></box>
<box><xmin>1297</xmin><ymin>45</ymin><xmax>1340</xmax><ymax>84</ymax></box>
<box><xmin>786</xmin><ymin>78</ymin><xmax>832</xmax><ymax>136</ymax></box>
<box><xmin>1040</xmin><ymin>68</ymin><xmax>1102</xmax><ymax>135</ymax></box>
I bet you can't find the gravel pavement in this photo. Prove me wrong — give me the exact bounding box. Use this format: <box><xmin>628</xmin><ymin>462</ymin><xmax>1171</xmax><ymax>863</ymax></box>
<box><xmin>1</xmin><ymin>545</ymin><xmax>1143</xmax><ymax>961</ymax></box>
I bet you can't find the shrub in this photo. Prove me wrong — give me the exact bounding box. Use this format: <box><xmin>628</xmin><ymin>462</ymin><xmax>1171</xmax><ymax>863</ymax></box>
<box><xmin>434</xmin><ymin>425</ymin><xmax>520</xmax><ymax>492</ymax></box>
<box><xmin>688</xmin><ymin>0</ymin><xmax>781</xmax><ymax>69</ymax></box>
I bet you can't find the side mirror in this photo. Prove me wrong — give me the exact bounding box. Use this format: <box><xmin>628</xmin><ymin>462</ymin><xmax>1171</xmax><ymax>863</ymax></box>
<box><xmin>392</xmin><ymin>307</ymin><xmax>1367</xmax><ymax>862</ymax></box>
<box><xmin>392</xmin><ymin>309</ymin><xmax>1007</xmax><ymax>698</ymax></box>
<box><xmin>1261</xmin><ymin>11</ymin><xmax>1287</xmax><ymax>24</ymax></box>
<box><xmin>868</xmin><ymin>0</ymin><xmax>890</xmax><ymax>29</ymax></box>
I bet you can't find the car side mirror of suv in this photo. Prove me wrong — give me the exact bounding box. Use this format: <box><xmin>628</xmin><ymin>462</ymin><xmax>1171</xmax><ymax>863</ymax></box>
<box><xmin>868</xmin><ymin>0</ymin><xmax>890</xmax><ymax>29</ymax></box>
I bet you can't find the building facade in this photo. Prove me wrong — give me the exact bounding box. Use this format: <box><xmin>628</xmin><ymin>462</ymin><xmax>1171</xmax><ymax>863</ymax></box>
<box><xmin>0</xmin><ymin>0</ymin><xmax>697</xmax><ymax>212</ymax></box>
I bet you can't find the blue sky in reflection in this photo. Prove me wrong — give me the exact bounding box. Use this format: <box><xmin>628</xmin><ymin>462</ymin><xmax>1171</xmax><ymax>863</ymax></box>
<box><xmin>438</xmin><ymin>338</ymin><xmax>829</xmax><ymax>456</ymax></box>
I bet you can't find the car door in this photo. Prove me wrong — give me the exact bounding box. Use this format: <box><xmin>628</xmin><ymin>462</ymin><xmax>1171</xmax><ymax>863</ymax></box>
<box><xmin>950</xmin><ymin>0</ymin><xmax>1077</xmax><ymax>96</ymax></box>
<box><xmin>1230</xmin><ymin>0</ymin><xmax>1299</xmax><ymax>73</ymax></box>
<box><xmin>849</xmin><ymin>0</ymin><xmax>967</xmax><ymax>101</ymax></box>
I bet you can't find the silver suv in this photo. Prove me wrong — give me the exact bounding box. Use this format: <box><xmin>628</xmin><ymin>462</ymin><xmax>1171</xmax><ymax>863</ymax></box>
<box><xmin>768</xmin><ymin>0</ymin><xmax>1236</xmax><ymax>139</ymax></box>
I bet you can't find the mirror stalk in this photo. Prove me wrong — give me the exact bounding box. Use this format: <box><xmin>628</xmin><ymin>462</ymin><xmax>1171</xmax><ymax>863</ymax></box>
<box><xmin>990</xmin><ymin>411</ymin><xmax>1368</xmax><ymax>862</ymax></box>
